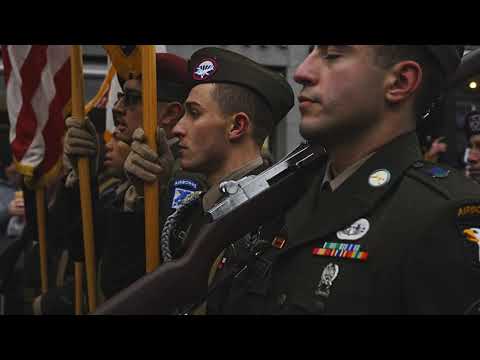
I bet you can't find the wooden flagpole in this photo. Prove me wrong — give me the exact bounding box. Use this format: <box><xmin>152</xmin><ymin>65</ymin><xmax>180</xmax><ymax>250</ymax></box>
<box><xmin>74</xmin><ymin>262</ymin><xmax>84</xmax><ymax>315</ymax></box>
<box><xmin>70</xmin><ymin>45</ymin><xmax>97</xmax><ymax>312</ymax></box>
<box><xmin>35</xmin><ymin>188</ymin><xmax>48</xmax><ymax>294</ymax></box>
<box><xmin>141</xmin><ymin>45</ymin><xmax>161</xmax><ymax>272</ymax></box>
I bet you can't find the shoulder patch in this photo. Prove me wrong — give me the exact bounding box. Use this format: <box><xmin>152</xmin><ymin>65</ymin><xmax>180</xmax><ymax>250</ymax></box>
<box><xmin>456</xmin><ymin>201</ymin><xmax>480</xmax><ymax>268</ymax></box>
<box><xmin>173</xmin><ymin>179</ymin><xmax>199</xmax><ymax>190</ymax></box>
<box><xmin>172</xmin><ymin>188</ymin><xmax>195</xmax><ymax>209</ymax></box>
<box><xmin>170</xmin><ymin>178</ymin><xmax>200</xmax><ymax>210</ymax></box>
<box><xmin>457</xmin><ymin>204</ymin><xmax>480</xmax><ymax>218</ymax></box>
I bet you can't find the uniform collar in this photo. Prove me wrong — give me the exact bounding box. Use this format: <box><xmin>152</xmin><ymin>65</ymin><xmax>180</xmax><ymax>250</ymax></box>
<box><xmin>322</xmin><ymin>153</ymin><xmax>375</xmax><ymax>192</ymax></box>
<box><xmin>285</xmin><ymin>131</ymin><xmax>423</xmax><ymax>251</ymax></box>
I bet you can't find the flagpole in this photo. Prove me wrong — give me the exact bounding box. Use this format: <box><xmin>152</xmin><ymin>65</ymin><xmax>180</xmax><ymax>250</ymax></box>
<box><xmin>35</xmin><ymin>188</ymin><xmax>48</xmax><ymax>294</ymax></box>
<box><xmin>70</xmin><ymin>45</ymin><xmax>97</xmax><ymax>312</ymax></box>
<box><xmin>141</xmin><ymin>45</ymin><xmax>161</xmax><ymax>272</ymax></box>
<box><xmin>74</xmin><ymin>262</ymin><xmax>83</xmax><ymax>315</ymax></box>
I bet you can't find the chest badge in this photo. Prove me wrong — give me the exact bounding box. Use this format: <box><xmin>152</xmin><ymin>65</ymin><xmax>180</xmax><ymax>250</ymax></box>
<box><xmin>315</xmin><ymin>263</ymin><xmax>339</xmax><ymax>298</ymax></box>
<box><xmin>368</xmin><ymin>169</ymin><xmax>391</xmax><ymax>187</ymax></box>
<box><xmin>337</xmin><ymin>218</ymin><xmax>370</xmax><ymax>241</ymax></box>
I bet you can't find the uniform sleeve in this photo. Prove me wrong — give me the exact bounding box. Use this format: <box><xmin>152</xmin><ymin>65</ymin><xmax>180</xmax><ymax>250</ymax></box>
<box><xmin>48</xmin><ymin>176</ymin><xmax>105</xmax><ymax>262</ymax></box>
<box><xmin>403</xmin><ymin>198</ymin><xmax>480</xmax><ymax>314</ymax></box>
<box><xmin>100</xmin><ymin>205</ymin><xmax>146</xmax><ymax>299</ymax></box>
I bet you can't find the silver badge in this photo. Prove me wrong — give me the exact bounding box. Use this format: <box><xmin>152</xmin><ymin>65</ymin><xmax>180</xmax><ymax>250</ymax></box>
<box><xmin>337</xmin><ymin>218</ymin><xmax>370</xmax><ymax>241</ymax></box>
<box><xmin>194</xmin><ymin>60</ymin><xmax>216</xmax><ymax>80</ymax></box>
<box><xmin>315</xmin><ymin>263</ymin><xmax>339</xmax><ymax>298</ymax></box>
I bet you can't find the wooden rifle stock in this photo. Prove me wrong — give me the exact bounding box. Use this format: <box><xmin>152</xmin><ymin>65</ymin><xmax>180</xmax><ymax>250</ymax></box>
<box><xmin>94</xmin><ymin>143</ymin><xmax>327</xmax><ymax>315</ymax></box>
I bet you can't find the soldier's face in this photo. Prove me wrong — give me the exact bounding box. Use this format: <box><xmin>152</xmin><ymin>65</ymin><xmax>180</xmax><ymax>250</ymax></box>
<box><xmin>466</xmin><ymin>134</ymin><xmax>480</xmax><ymax>182</ymax></box>
<box><xmin>172</xmin><ymin>83</ymin><xmax>230</xmax><ymax>176</ymax></box>
<box><xmin>294</xmin><ymin>45</ymin><xmax>387</xmax><ymax>144</ymax></box>
<box><xmin>113</xmin><ymin>78</ymin><xmax>143</xmax><ymax>141</ymax></box>
<box><xmin>468</xmin><ymin>135</ymin><xmax>480</xmax><ymax>165</ymax></box>
<box><xmin>104</xmin><ymin>133</ymin><xmax>131</xmax><ymax>176</ymax></box>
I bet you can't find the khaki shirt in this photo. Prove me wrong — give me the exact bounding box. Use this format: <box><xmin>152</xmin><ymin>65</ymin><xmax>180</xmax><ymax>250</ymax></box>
<box><xmin>321</xmin><ymin>153</ymin><xmax>375</xmax><ymax>192</ymax></box>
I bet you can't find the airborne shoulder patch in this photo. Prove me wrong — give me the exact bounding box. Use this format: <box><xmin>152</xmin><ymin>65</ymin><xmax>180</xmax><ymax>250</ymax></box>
<box><xmin>456</xmin><ymin>202</ymin><xmax>480</xmax><ymax>268</ymax></box>
<box><xmin>170</xmin><ymin>179</ymin><xmax>200</xmax><ymax>210</ymax></box>
<box><xmin>457</xmin><ymin>204</ymin><xmax>480</xmax><ymax>218</ymax></box>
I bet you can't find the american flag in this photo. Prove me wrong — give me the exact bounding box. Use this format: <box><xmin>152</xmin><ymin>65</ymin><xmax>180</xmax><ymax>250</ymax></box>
<box><xmin>1</xmin><ymin>45</ymin><xmax>71</xmax><ymax>187</ymax></box>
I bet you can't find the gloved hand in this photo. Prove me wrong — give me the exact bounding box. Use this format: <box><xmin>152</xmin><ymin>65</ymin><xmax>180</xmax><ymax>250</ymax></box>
<box><xmin>63</xmin><ymin>116</ymin><xmax>100</xmax><ymax>187</ymax></box>
<box><xmin>124</xmin><ymin>127</ymin><xmax>174</xmax><ymax>196</ymax></box>
<box><xmin>123</xmin><ymin>183</ymin><xmax>139</xmax><ymax>212</ymax></box>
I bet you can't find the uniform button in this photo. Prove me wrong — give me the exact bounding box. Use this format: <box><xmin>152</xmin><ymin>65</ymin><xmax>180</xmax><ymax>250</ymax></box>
<box><xmin>412</xmin><ymin>161</ymin><xmax>424</xmax><ymax>169</ymax></box>
<box><xmin>277</xmin><ymin>293</ymin><xmax>287</xmax><ymax>306</ymax></box>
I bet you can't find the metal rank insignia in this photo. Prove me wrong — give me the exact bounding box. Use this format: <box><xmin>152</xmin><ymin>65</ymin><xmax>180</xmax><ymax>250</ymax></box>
<box><xmin>315</xmin><ymin>263</ymin><xmax>339</xmax><ymax>298</ymax></box>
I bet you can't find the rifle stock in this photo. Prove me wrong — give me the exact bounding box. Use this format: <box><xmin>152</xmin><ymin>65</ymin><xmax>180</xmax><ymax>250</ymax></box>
<box><xmin>94</xmin><ymin>143</ymin><xmax>327</xmax><ymax>315</ymax></box>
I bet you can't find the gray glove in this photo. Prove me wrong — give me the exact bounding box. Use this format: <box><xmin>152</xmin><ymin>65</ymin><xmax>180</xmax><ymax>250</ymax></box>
<box><xmin>123</xmin><ymin>183</ymin><xmax>139</xmax><ymax>212</ymax></box>
<box><xmin>124</xmin><ymin>127</ymin><xmax>174</xmax><ymax>191</ymax></box>
<box><xmin>63</xmin><ymin>116</ymin><xmax>100</xmax><ymax>187</ymax></box>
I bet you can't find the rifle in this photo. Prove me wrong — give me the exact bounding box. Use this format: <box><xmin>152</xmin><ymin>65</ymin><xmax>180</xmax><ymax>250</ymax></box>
<box><xmin>93</xmin><ymin>142</ymin><xmax>327</xmax><ymax>315</ymax></box>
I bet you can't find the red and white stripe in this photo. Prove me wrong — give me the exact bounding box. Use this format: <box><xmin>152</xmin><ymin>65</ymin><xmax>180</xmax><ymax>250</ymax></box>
<box><xmin>2</xmin><ymin>45</ymin><xmax>71</xmax><ymax>182</ymax></box>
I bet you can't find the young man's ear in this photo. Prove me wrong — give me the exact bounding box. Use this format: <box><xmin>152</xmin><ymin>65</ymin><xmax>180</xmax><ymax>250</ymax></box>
<box><xmin>228</xmin><ymin>112</ymin><xmax>250</xmax><ymax>141</ymax></box>
<box><xmin>158</xmin><ymin>101</ymin><xmax>184</xmax><ymax>127</ymax></box>
<box><xmin>384</xmin><ymin>60</ymin><xmax>423</xmax><ymax>105</ymax></box>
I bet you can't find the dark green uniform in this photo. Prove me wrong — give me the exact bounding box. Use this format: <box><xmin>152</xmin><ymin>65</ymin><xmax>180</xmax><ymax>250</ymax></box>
<box><xmin>218</xmin><ymin>132</ymin><xmax>480</xmax><ymax>314</ymax></box>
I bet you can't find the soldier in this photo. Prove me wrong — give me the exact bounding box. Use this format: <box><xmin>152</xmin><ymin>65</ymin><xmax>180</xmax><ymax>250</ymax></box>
<box><xmin>211</xmin><ymin>45</ymin><xmax>480</xmax><ymax>315</ymax></box>
<box><xmin>32</xmin><ymin>53</ymin><xmax>193</xmax><ymax>313</ymax></box>
<box><xmin>464</xmin><ymin>110</ymin><xmax>480</xmax><ymax>182</ymax></box>
<box><xmin>122</xmin><ymin>47</ymin><xmax>294</xmax><ymax>314</ymax></box>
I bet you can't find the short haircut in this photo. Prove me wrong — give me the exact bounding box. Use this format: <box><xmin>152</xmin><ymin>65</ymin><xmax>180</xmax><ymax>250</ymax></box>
<box><xmin>373</xmin><ymin>45</ymin><xmax>445</xmax><ymax>119</ymax></box>
<box><xmin>211</xmin><ymin>83</ymin><xmax>274</xmax><ymax>146</ymax></box>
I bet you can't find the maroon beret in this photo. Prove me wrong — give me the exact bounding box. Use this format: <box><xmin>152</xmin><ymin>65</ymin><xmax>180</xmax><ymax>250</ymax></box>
<box><xmin>117</xmin><ymin>52</ymin><xmax>190</xmax><ymax>103</ymax></box>
<box><xmin>155</xmin><ymin>53</ymin><xmax>190</xmax><ymax>103</ymax></box>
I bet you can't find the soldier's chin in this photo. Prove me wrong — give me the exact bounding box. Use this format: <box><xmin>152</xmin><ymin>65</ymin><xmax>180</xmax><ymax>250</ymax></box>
<box><xmin>299</xmin><ymin>122</ymin><xmax>329</xmax><ymax>143</ymax></box>
<box><xmin>180</xmin><ymin>158</ymin><xmax>196</xmax><ymax>173</ymax></box>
